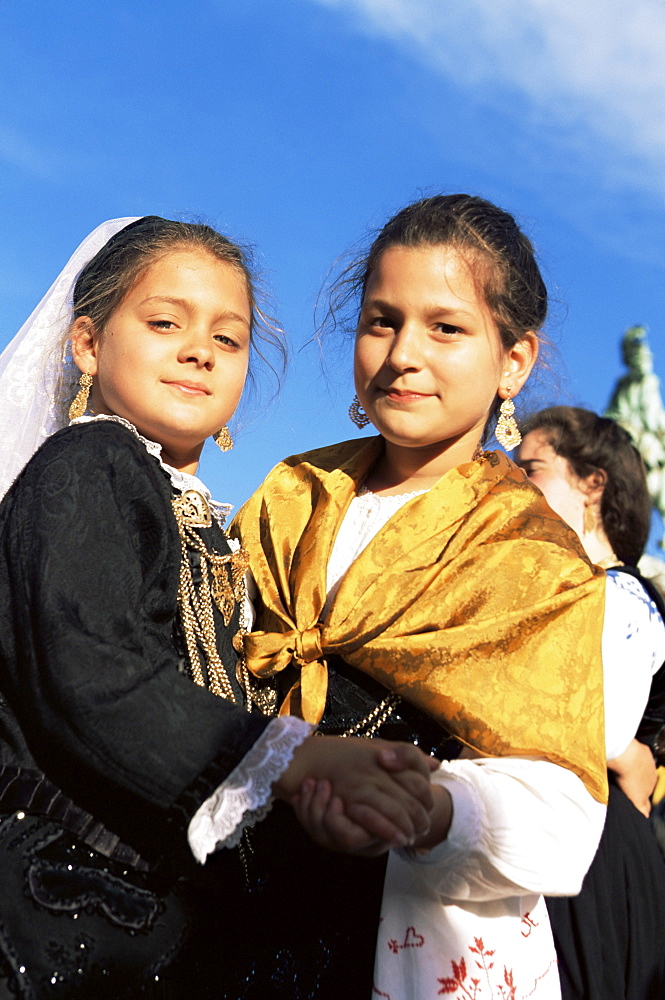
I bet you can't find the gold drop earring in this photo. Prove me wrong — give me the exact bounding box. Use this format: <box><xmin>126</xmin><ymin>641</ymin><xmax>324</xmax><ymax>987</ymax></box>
<box><xmin>214</xmin><ymin>426</ymin><xmax>234</xmax><ymax>452</ymax></box>
<box><xmin>68</xmin><ymin>372</ymin><xmax>93</xmax><ymax>421</ymax></box>
<box><xmin>583</xmin><ymin>502</ymin><xmax>596</xmax><ymax>536</ymax></box>
<box><xmin>349</xmin><ymin>394</ymin><xmax>371</xmax><ymax>429</ymax></box>
<box><xmin>495</xmin><ymin>390</ymin><xmax>521</xmax><ymax>449</ymax></box>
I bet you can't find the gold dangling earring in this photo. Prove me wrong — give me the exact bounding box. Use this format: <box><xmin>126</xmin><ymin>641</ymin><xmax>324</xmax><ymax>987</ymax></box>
<box><xmin>68</xmin><ymin>372</ymin><xmax>93</xmax><ymax>421</ymax></box>
<box><xmin>495</xmin><ymin>394</ymin><xmax>521</xmax><ymax>449</ymax></box>
<box><xmin>583</xmin><ymin>503</ymin><xmax>596</xmax><ymax>535</ymax></box>
<box><xmin>349</xmin><ymin>394</ymin><xmax>371</xmax><ymax>429</ymax></box>
<box><xmin>214</xmin><ymin>426</ymin><xmax>233</xmax><ymax>452</ymax></box>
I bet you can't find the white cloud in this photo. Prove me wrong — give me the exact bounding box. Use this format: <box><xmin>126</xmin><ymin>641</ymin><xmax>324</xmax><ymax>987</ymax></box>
<box><xmin>0</xmin><ymin>123</ymin><xmax>71</xmax><ymax>181</ymax></box>
<box><xmin>313</xmin><ymin>0</ymin><xmax>665</xmax><ymax>193</ymax></box>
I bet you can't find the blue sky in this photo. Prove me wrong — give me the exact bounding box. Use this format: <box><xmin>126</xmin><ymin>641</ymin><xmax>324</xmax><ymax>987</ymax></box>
<box><xmin>1</xmin><ymin>0</ymin><xmax>665</xmax><ymax>536</ymax></box>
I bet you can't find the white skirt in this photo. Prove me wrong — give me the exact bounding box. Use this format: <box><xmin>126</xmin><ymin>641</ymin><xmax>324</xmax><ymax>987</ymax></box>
<box><xmin>373</xmin><ymin>850</ymin><xmax>561</xmax><ymax>1000</ymax></box>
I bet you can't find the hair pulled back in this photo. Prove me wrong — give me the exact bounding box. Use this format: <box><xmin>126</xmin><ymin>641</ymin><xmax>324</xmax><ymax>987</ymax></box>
<box><xmin>326</xmin><ymin>194</ymin><xmax>547</xmax><ymax>351</ymax></box>
<box><xmin>70</xmin><ymin>216</ymin><xmax>285</xmax><ymax>397</ymax></box>
<box><xmin>522</xmin><ymin>406</ymin><xmax>652</xmax><ymax>566</ymax></box>
<box><xmin>362</xmin><ymin>195</ymin><xmax>547</xmax><ymax>350</ymax></box>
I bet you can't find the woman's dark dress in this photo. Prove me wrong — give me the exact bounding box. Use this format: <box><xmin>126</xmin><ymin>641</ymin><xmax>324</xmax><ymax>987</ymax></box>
<box><xmin>546</xmin><ymin>567</ymin><xmax>665</xmax><ymax>1000</ymax></box>
<box><xmin>0</xmin><ymin>422</ymin><xmax>271</xmax><ymax>998</ymax></box>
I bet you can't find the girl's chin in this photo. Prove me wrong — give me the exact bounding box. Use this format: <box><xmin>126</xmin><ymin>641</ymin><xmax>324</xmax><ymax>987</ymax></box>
<box><xmin>370</xmin><ymin>412</ymin><xmax>435</xmax><ymax>441</ymax></box>
<box><xmin>379</xmin><ymin>431</ymin><xmax>445</xmax><ymax>450</ymax></box>
<box><xmin>379</xmin><ymin>430</ymin><xmax>478</xmax><ymax>455</ymax></box>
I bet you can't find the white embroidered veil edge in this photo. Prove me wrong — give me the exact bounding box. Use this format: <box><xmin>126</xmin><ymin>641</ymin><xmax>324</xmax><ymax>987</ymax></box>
<box><xmin>0</xmin><ymin>217</ymin><xmax>141</xmax><ymax>500</ymax></box>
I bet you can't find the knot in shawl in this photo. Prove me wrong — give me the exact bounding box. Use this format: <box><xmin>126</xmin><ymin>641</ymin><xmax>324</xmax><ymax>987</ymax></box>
<box><xmin>233</xmin><ymin>437</ymin><xmax>608</xmax><ymax>803</ymax></box>
<box><xmin>244</xmin><ymin>625</ymin><xmax>326</xmax><ymax>721</ymax></box>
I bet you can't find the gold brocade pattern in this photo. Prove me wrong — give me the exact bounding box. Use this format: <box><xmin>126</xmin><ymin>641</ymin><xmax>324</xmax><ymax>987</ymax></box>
<box><xmin>233</xmin><ymin>438</ymin><xmax>609</xmax><ymax>803</ymax></box>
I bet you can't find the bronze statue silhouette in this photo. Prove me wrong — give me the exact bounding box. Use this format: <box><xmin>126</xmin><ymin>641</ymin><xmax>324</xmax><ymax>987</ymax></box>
<box><xmin>606</xmin><ymin>325</ymin><xmax>665</xmax><ymax>548</ymax></box>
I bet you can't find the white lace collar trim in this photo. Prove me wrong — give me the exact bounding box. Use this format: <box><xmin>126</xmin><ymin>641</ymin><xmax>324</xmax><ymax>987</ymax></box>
<box><xmin>356</xmin><ymin>484</ymin><xmax>430</xmax><ymax>503</ymax></box>
<box><xmin>70</xmin><ymin>414</ymin><xmax>233</xmax><ymax>525</ymax></box>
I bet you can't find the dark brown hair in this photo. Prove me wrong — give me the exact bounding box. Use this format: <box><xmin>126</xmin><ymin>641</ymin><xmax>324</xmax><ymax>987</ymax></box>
<box><xmin>358</xmin><ymin>195</ymin><xmax>546</xmax><ymax>348</ymax></box>
<box><xmin>522</xmin><ymin>406</ymin><xmax>652</xmax><ymax>565</ymax></box>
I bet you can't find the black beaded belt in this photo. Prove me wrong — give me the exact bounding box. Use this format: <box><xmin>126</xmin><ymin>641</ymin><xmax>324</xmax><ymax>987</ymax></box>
<box><xmin>0</xmin><ymin>765</ymin><xmax>149</xmax><ymax>870</ymax></box>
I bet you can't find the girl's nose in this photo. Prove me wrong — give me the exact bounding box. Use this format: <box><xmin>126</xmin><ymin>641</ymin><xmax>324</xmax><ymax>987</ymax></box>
<box><xmin>386</xmin><ymin>325</ymin><xmax>424</xmax><ymax>372</ymax></box>
<box><xmin>178</xmin><ymin>327</ymin><xmax>215</xmax><ymax>367</ymax></box>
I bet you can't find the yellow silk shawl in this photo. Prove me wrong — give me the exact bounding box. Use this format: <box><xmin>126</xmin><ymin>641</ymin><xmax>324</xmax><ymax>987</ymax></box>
<box><xmin>233</xmin><ymin>436</ymin><xmax>608</xmax><ymax>803</ymax></box>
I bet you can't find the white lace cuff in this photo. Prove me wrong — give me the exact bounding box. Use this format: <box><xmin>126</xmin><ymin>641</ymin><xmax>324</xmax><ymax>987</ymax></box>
<box><xmin>187</xmin><ymin>716</ymin><xmax>313</xmax><ymax>863</ymax></box>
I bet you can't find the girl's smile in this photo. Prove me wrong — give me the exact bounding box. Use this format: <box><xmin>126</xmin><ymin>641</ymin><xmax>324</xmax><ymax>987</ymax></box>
<box><xmin>164</xmin><ymin>379</ymin><xmax>212</xmax><ymax>396</ymax></box>
<box><xmin>379</xmin><ymin>387</ymin><xmax>435</xmax><ymax>401</ymax></box>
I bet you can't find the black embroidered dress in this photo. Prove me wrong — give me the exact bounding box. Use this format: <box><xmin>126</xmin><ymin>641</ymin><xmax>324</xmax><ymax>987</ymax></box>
<box><xmin>0</xmin><ymin>421</ymin><xmax>272</xmax><ymax>998</ymax></box>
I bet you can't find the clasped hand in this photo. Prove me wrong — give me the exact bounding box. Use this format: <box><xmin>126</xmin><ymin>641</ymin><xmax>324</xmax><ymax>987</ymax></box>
<box><xmin>273</xmin><ymin>735</ymin><xmax>443</xmax><ymax>856</ymax></box>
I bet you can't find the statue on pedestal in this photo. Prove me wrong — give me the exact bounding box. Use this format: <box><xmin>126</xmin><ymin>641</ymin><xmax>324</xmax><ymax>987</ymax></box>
<box><xmin>606</xmin><ymin>325</ymin><xmax>665</xmax><ymax>548</ymax></box>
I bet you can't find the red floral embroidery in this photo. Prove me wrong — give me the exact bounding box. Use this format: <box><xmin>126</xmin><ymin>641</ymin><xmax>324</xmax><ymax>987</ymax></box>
<box><xmin>437</xmin><ymin>939</ymin><xmax>518</xmax><ymax>998</ymax></box>
<box><xmin>438</xmin><ymin>956</ymin><xmax>479</xmax><ymax>997</ymax></box>
<box><xmin>470</xmin><ymin>937</ymin><xmax>495</xmax><ymax>972</ymax></box>
<box><xmin>503</xmin><ymin>968</ymin><xmax>517</xmax><ymax>999</ymax></box>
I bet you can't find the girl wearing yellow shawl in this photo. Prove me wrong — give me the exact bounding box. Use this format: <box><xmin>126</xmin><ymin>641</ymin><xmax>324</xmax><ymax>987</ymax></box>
<box><xmin>233</xmin><ymin>196</ymin><xmax>608</xmax><ymax>1000</ymax></box>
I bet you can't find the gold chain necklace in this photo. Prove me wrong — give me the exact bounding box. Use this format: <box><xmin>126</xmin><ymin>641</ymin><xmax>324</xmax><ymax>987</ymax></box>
<box><xmin>339</xmin><ymin>691</ymin><xmax>402</xmax><ymax>738</ymax></box>
<box><xmin>172</xmin><ymin>489</ymin><xmax>254</xmax><ymax>707</ymax></box>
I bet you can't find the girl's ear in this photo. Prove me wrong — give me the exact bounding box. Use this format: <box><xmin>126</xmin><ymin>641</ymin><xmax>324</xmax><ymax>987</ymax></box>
<box><xmin>499</xmin><ymin>332</ymin><xmax>538</xmax><ymax>398</ymax></box>
<box><xmin>582</xmin><ymin>468</ymin><xmax>607</xmax><ymax>502</ymax></box>
<box><xmin>70</xmin><ymin>317</ymin><xmax>99</xmax><ymax>376</ymax></box>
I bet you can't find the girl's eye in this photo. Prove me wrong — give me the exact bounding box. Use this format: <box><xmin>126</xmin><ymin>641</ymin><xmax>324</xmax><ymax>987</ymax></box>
<box><xmin>434</xmin><ymin>323</ymin><xmax>463</xmax><ymax>336</ymax></box>
<box><xmin>148</xmin><ymin>320</ymin><xmax>176</xmax><ymax>330</ymax></box>
<box><xmin>214</xmin><ymin>333</ymin><xmax>238</xmax><ymax>347</ymax></box>
<box><xmin>369</xmin><ymin>316</ymin><xmax>395</xmax><ymax>330</ymax></box>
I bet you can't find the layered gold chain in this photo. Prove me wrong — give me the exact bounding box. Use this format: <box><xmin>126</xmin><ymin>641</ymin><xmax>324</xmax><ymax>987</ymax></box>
<box><xmin>172</xmin><ymin>489</ymin><xmax>253</xmax><ymax>706</ymax></box>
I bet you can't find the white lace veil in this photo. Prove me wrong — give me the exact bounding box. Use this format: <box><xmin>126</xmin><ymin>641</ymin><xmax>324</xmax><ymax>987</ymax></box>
<box><xmin>0</xmin><ymin>217</ymin><xmax>140</xmax><ymax>499</ymax></box>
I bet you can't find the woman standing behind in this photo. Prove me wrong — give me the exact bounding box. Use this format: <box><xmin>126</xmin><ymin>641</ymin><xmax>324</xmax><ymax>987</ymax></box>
<box><xmin>518</xmin><ymin>405</ymin><xmax>665</xmax><ymax>1000</ymax></box>
<box><xmin>234</xmin><ymin>195</ymin><xmax>610</xmax><ymax>1000</ymax></box>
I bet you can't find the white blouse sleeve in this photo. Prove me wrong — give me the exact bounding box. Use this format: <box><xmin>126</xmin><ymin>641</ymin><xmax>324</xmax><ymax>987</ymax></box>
<box><xmin>603</xmin><ymin>570</ymin><xmax>665</xmax><ymax>760</ymax></box>
<box><xmin>187</xmin><ymin>715</ymin><xmax>313</xmax><ymax>864</ymax></box>
<box><xmin>399</xmin><ymin>757</ymin><xmax>605</xmax><ymax>902</ymax></box>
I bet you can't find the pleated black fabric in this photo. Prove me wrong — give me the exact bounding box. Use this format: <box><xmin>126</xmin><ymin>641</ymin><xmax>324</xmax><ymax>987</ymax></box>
<box><xmin>547</xmin><ymin>782</ymin><xmax>665</xmax><ymax>1000</ymax></box>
